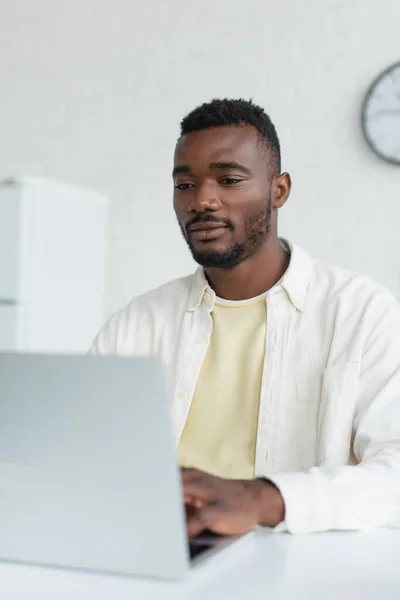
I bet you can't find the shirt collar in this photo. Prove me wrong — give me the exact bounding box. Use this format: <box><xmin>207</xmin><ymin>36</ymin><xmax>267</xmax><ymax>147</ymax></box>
<box><xmin>278</xmin><ymin>239</ymin><xmax>313</xmax><ymax>311</ymax></box>
<box><xmin>187</xmin><ymin>238</ymin><xmax>314</xmax><ymax>313</ymax></box>
<box><xmin>187</xmin><ymin>268</ymin><xmax>212</xmax><ymax>312</ymax></box>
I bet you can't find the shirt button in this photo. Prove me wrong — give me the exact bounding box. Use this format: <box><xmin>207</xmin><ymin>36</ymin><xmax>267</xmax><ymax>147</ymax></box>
<box><xmin>196</xmin><ymin>338</ymin><xmax>206</xmax><ymax>345</ymax></box>
<box><xmin>204</xmin><ymin>292</ymin><xmax>211</xmax><ymax>303</ymax></box>
<box><xmin>178</xmin><ymin>391</ymin><xmax>186</xmax><ymax>399</ymax></box>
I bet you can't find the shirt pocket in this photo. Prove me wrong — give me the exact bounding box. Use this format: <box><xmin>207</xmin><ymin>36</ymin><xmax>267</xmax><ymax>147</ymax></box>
<box><xmin>296</xmin><ymin>361</ymin><xmax>359</xmax><ymax>470</ymax></box>
<box><xmin>317</xmin><ymin>361</ymin><xmax>359</xmax><ymax>466</ymax></box>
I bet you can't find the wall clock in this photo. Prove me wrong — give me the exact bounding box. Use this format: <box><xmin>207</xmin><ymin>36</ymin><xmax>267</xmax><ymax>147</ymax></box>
<box><xmin>361</xmin><ymin>61</ymin><xmax>400</xmax><ymax>165</ymax></box>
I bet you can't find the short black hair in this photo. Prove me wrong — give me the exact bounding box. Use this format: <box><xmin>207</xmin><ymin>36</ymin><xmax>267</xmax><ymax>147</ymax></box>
<box><xmin>179</xmin><ymin>98</ymin><xmax>281</xmax><ymax>174</ymax></box>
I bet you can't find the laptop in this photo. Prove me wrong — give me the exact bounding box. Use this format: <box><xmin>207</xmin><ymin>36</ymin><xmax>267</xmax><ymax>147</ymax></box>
<box><xmin>0</xmin><ymin>353</ymin><xmax>250</xmax><ymax>580</ymax></box>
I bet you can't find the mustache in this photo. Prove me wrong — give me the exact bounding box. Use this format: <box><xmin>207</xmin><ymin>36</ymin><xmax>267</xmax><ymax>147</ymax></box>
<box><xmin>185</xmin><ymin>214</ymin><xmax>233</xmax><ymax>235</ymax></box>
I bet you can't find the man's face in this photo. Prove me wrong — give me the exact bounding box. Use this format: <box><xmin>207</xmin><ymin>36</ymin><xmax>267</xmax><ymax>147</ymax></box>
<box><xmin>173</xmin><ymin>125</ymin><xmax>274</xmax><ymax>269</ymax></box>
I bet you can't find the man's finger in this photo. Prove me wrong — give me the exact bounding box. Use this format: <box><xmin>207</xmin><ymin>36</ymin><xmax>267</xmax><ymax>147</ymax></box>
<box><xmin>192</xmin><ymin>504</ymin><xmax>255</xmax><ymax>536</ymax></box>
<box><xmin>183</xmin><ymin>493</ymin><xmax>205</xmax><ymax>509</ymax></box>
<box><xmin>182</xmin><ymin>481</ymin><xmax>213</xmax><ymax>503</ymax></box>
<box><xmin>186</xmin><ymin>505</ymin><xmax>206</xmax><ymax>539</ymax></box>
<box><xmin>186</xmin><ymin>505</ymin><xmax>228</xmax><ymax>538</ymax></box>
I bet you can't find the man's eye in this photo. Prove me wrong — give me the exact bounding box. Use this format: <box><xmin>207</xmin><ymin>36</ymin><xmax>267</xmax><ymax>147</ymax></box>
<box><xmin>175</xmin><ymin>183</ymin><xmax>194</xmax><ymax>191</ymax></box>
<box><xmin>221</xmin><ymin>178</ymin><xmax>241</xmax><ymax>185</ymax></box>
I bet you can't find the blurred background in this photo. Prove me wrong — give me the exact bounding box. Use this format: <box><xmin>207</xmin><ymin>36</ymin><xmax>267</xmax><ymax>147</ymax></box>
<box><xmin>0</xmin><ymin>0</ymin><xmax>399</xmax><ymax>353</ymax></box>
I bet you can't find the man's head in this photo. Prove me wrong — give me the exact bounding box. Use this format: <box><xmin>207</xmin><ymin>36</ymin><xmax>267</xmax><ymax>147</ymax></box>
<box><xmin>173</xmin><ymin>98</ymin><xmax>291</xmax><ymax>269</ymax></box>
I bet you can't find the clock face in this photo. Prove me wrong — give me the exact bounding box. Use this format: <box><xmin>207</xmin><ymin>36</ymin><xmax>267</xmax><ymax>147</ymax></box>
<box><xmin>362</xmin><ymin>61</ymin><xmax>400</xmax><ymax>165</ymax></box>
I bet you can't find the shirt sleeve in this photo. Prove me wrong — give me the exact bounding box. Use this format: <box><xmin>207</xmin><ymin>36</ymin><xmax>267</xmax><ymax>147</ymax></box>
<box><xmin>87</xmin><ymin>310</ymin><xmax>124</xmax><ymax>355</ymax></box>
<box><xmin>267</xmin><ymin>291</ymin><xmax>400</xmax><ymax>533</ymax></box>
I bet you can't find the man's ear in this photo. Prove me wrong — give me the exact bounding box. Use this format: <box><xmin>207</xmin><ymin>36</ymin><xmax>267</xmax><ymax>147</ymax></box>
<box><xmin>272</xmin><ymin>172</ymin><xmax>291</xmax><ymax>209</ymax></box>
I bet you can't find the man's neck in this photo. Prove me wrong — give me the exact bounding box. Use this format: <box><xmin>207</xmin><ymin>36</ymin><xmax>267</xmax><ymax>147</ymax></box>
<box><xmin>204</xmin><ymin>238</ymin><xmax>290</xmax><ymax>301</ymax></box>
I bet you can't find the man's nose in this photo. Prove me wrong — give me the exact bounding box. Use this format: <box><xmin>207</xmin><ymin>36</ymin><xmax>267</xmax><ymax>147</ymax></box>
<box><xmin>189</xmin><ymin>182</ymin><xmax>222</xmax><ymax>213</ymax></box>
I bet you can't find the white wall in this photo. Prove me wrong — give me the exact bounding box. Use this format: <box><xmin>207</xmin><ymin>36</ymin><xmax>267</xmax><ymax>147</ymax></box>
<box><xmin>0</xmin><ymin>0</ymin><xmax>399</xmax><ymax>319</ymax></box>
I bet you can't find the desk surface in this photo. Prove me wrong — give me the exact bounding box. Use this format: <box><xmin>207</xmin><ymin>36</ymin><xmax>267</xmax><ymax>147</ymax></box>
<box><xmin>1</xmin><ymin>528</ymin><xmax>400</xmax><ymax>600</ymax></box>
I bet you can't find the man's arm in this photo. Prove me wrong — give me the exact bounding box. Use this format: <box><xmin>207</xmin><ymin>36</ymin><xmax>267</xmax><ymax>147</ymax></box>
<box><xmin>88</xmin><ymin>324</ymin><xmax>112</xmax><ymax>355</ymax></box>
<box><xmin>88</xmin><ymin>304</ymin><xmax>133</xmax><ymax>356</ymax></box>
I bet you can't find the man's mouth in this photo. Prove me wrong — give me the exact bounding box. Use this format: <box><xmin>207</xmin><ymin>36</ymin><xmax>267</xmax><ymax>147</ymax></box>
<box><xmin>189</xmin><ymin>224</ymin><xmax>229</xmax><ymax>241</ymax></box>
<box><xmin>190</xmin><ymin>224</ymin><xmax>228</xmax><ymax>232</ymax></box>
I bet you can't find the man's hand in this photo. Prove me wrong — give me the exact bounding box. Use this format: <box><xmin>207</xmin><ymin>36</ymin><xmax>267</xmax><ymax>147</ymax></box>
<box><xmin>182</xmin><ymin>468</ymin><xmax>285</xmax><ymax>538</ymax></box>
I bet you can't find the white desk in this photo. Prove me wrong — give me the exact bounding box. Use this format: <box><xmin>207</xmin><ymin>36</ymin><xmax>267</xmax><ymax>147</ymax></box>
<box><xmin>1</xmin><ymin>529</ymin><xmax>400</xmax><ymax>600</ymax></box>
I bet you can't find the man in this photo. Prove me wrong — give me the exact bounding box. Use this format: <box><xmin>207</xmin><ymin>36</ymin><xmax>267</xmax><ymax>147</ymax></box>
<box><xmin>90</xmin><ymin>98</ymin><xmax>400</xmax><ymax>536</ymax></box>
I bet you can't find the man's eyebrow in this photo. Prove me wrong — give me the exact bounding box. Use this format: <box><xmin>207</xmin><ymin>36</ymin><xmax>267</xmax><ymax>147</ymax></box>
<box><xmin>172</xmin><ymin>165</ymin><xmax>191</xmax><ymax>177</ymax></box>
<box><xmin>209</xmin><ymin>161</ymin><xmax>251</xmax><ymax>174</ymax></box>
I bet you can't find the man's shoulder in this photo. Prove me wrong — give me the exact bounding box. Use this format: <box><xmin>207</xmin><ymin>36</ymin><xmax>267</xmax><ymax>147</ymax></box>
<box><xmin>110</xmin><ymin>271</ymin><xmax>198</xmax><ymax>325</ymax></box>
<box><xmin>89</xmin><ymin>271</ymin><xmax>199</xmax><ymax>355</ymax></box>
<box><xmin>310</xmin><ymin>255</ymin><xmax>397</xmax><ymax>307</ymax></box>
<box><xmin>128</xmin><ymin>271</ymin><xmax>197</xmax><ymax>309</ymax></box>
<box><xmin>288</xmin><ymin>240</ymin><xmax>397</xmax><ymax>310</ymax></box>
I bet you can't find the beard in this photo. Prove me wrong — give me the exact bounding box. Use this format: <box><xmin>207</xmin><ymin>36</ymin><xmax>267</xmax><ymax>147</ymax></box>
<box><xmin>180</xmin><ymin>198</ymin><xmax>272</xmax><ymax>269</ymax></box>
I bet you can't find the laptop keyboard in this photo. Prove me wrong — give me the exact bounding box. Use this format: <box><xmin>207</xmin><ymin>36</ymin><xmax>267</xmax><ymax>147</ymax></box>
<box><xmin>188</xmin><ymin>531</ymin><xmax>222</xmax><ymax>561</ymax></box>
<box><xmin>189</xmin><ymin>540</ymin><xmax>213</xmax><ymax>560</ymax></box>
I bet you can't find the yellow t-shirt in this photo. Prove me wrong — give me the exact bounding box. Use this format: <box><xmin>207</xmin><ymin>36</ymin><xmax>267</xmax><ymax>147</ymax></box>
<box><xmin>178</xmin><ymin>294</ymin><xmax>266</xmax><ymax>480</ymax></box>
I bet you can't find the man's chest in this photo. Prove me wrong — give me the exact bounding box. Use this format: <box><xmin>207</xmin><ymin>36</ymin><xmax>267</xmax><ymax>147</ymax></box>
<box><xmin>167</xmin><ymin>300</ymin><xmax>361</xmax><ymax>474</ymax></box>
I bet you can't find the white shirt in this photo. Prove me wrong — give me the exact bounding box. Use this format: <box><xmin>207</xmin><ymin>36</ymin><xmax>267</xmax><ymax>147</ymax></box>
<box><xmin>90</xmin><ymin>239</ymin><xmax>400</xmax><ymax>533</ymax></box>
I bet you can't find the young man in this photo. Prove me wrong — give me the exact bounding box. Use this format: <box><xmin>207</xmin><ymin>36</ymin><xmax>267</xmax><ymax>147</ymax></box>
<box><xmin>90</xmin><ymin>99</ymin><xmax>400</xmax><ymax>536</ymax></box>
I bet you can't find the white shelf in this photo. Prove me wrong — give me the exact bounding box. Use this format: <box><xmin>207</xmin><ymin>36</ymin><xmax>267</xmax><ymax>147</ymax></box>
<box><xmin>0</xmin><ymin>177</ymin><xmax>110</xmax><ymax>353</ymax></box>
